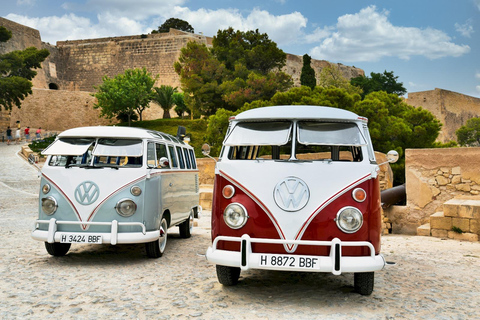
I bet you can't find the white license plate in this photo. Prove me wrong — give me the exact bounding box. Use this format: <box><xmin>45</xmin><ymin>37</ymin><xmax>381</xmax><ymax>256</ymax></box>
<box><xmin>59</xmin><ymin>233</ymin><xmax>103</xmax><ymax>244</ymax></box>
<box><xmin>258</xmin><ymin>254</ymin><xmax>320</xmax><ymax>269</ymax></box>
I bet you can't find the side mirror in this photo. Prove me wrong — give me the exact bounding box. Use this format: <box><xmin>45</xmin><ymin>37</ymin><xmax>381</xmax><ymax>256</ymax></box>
<box><xmin>378</xmin><ymin>150</ymin><xmax>399</xmax><ymax>166</ymax></box>
<box><xmin>201</xmin><ymin>143</ymin><xmax>217</xmax><ymax>163</ymax></box>
<box><xmin>202</xmin><ymin>143</ymin><xmax>211</xmax><ymax>156</ymax></box>
<box><xmin>386</xmin><ymin>150</ymin><xmax>399</xmax><ymax>163</ymax></box>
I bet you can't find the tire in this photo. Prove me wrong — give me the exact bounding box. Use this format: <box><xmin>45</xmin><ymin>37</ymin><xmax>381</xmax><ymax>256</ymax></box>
<box><xmin>145</xmin><ymin>217</ymin><xmax>168</xmax><ymax>258</ymax></box>
<box><xmin>216</xmin><ymin>265</ymin><xmax>241</xmax><ymax>286</ymax></box>
<box><xmin>179</xmin><ymin>210</ymin><xmax>193</xmax><ymax>238</ymax></box>
<box><xmin>354</xmin><ymin>272</ymin><xmax>374</xmax><ymax>295</ymax></box>
<box><xmin>45</xmin><ymin>242</ymin><xmax>71</xmax><ymax>256</ymax></box>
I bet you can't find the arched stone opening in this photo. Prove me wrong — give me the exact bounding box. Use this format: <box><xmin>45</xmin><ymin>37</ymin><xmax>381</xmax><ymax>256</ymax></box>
<box><xmin>49</xmin><ymin>83</ymin><xmax>59</xmax><ymax>90</ymax></box>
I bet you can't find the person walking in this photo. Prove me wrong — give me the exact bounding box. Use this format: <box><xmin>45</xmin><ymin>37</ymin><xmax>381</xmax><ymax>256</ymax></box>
<box><xmin>35</xmin><ymin>127</ymin><xmax>41</xmax><ymax>139</ymax></box>
<box><xmin>15</xmin><ymin>127</ymin><xmax>21</xmax><ymax>144</ymax></box>
<box><xmin>6</xmin><ymin>127</ymin><xmax>12</xmax><ymax>145</ymax></box>
<box><xmin>24</xmin><ymin>126</ymin><xmax>30</xmax><ymax>142</ymax></box>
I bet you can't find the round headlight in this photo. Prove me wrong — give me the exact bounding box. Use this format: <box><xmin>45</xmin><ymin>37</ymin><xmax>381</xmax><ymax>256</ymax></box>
<box><xmin>223</xmin><ymin>203</ymin><xmax>248</xmax><ymax>229</ymax></box>
<box><xmin>335</xmin><ymin>207</ymin><xmax>363</xmax><ymax>233</ymax></box>
<box><xmin>130</xmin><ymin>186</ymin><xmax>142</xmax><ymax>196</ymax></box>
<box><xmin>42</xmin><ymin>196</ymin><xmax>57</xmax><ymax>215</ymax></box>
<box><xmin>115</xmin><ymin>199</ymin><xmax>137</xmax><ymax>217</ymax></box>
<box><xmin>222</xmin><ymin>185</ymin><xmax>235</xmax><ymax>199</ymax></box>
<box><xmin>42</xmin><ymin>183</ymin><xmax>51</xmax><ymax>194</ymax></box>
<box><xmin>352</xmin><ymin>188</ymin><xmax>366</xmax><ymax>202</ymax></box>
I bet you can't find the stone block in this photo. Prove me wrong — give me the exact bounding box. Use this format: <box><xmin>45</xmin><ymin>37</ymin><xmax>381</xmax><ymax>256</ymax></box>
<box><xmin>417</xmin><ymin>223</ymin><xmax>431</xmax><ymax>236</ymax></box>
<box><xmin>470</xmin><ymin>219</ymin><xmax>480</xmax><ymax>235</ymax></box>
<box><xmin>457</xmin><ymin>202</ymin><xmax>475</xmax><ymax>218</ymax></box>
<box><xmin>447</xmin><ymin>231</ymin><xmax>479</xmax><ymax>242</ymax></box>
<box><xmin>430</xmin><ymin>212</ymin><xmax>452</xmax><ymax>230</ymax></box>
<box><xmin>436</xmin><ymin>175</ymin><xmax>449</xmax><ymax>186</ymax></box>
<box><xmin>443</xmin><ymin>199</ymin><xmax>461</xmax><ymax>217</ymax></box>
<box><xmin>451</xmin><ymin>217</ymin><xmax>470</xmax><ymax>232</ymax></box>
<box><xmin>451</xmin><ymin>175</ymin><xmax>462</xmax><ymax>184</ymax></box>
<box><xmin>452</xmin><ymin>166</ymin><xmax>461</xmax><ymax>175</ymax></box>
<box><xmin>456</xmin><ymin>184</ymin><xmax>471</xmax><ymax>192</ymax></box>
<box><xmin>431</xmin><ymin>229</ymin><xmax>448</xmax><ymax>238</ymax></box>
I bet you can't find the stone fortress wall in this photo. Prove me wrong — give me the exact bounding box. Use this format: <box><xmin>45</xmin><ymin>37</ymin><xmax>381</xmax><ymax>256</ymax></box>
<box><xmin>406</xmin><ymin>88</ymin><xmax>480</xmax><ymax>143</ymax></box>
<box><xmin>0</xmin><ymin>17</ymin><xmax>364</xmax><ymax>131</ymax></box>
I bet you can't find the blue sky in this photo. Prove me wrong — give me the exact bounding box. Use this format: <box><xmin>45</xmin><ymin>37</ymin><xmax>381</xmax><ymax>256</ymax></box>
<box><xmin>2</xmin><ymin>0</ymin><xmax>480</xmax><ymax>98</ymax></box>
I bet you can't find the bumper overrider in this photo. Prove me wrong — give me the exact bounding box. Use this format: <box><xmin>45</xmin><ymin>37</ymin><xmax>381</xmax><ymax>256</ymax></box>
<box><xmin>31</xmin><ymin>218</ymin><xmax>160</xmax><ymax>245</ymax></box>
<box><xmin>206</xmin><ymin>234</ymin><xmax>386</xmax><ymax>274</ymax></box>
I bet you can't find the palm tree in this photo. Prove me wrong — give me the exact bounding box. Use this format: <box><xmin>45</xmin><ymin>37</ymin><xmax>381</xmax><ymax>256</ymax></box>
<box><xmin>152</xmin><ymin>85</ymin><xmax>177</xmax><ymax>119</ymax></box>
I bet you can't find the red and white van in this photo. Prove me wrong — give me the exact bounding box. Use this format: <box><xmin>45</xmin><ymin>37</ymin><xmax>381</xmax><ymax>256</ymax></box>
<box><xmin>204</xmin><ymin>105</ymin><xmax>398</xmax><ymax>295</ymax></box>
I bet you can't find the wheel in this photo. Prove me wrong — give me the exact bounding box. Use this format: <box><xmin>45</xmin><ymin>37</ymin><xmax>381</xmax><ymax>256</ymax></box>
<box><xmin>354</xmin><ymin>272</ymin><xmax>374</xmax><ymax>295</ymax></box>
<box><xmin>45</xmin><ymin>242</ymin><xmax>71</xmax><ymax>256</ymax></box>
<box><xmin>179</xmin><ymin>210</ymin><xmax>193</xmax><ymax>238</ymax></box>
<box><xmin>145</xmin><ymin>217</ymin><xmax>168</xmax><ymax>258</ymax></box>
<box><xmin>216</xmin><ymin>265</ymin><xmax>241</xmax><ymax>286</ymax></box>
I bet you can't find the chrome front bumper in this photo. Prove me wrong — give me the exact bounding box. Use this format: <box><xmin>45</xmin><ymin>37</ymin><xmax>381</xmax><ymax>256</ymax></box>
<box><xmin>31</xmin><ymin>218</ymin><xmax>160</xmax><ymax>245</ymax></box>
<box><xmin>206</xmin><ymin>234</ymin><xmax>386</xmax><ymax>275</ymax></box>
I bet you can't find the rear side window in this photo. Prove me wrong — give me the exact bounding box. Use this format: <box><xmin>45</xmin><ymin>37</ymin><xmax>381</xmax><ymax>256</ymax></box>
<box><xmin>183</xmin><ymin>148</ymin><xmax>191</xmax><ymax>169</ymax></box>
<box><xmin>189</xmin><ymin>149</ymin><xmax>197</xmax><ymax>169</ymax></box>
<box><xmin>176</xmin><ymin>146</ymin><xmax>185</xmax><ymax>169</ymax></box>
<box><xmin>168</xmin><ymin>146</ymin><xmax>178</xmax><ymax>168</ymax></box>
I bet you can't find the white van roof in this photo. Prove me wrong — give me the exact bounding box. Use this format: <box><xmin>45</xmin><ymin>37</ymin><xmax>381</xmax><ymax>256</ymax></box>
<box><xmin>57</xmin><ymin>126</ymin><xmax>188</xmax><ymax>145</ymax></box>
<box><xmin>232</xmin><ymin>105</ymin><xmax>366</xmax><ymax>122</ymax></box>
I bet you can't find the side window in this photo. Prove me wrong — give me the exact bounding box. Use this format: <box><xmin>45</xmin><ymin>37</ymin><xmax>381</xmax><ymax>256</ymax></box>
<box><xmin>156</xmin><ymin>143</ymin><xmax>170</xmax><ymax>168</ymax></box>
<box><xmin>147</xmin><ymin>142</ymin><xmax>156</xmax><ymax>167</ymax></box>
<box><xmin>168</xmin><ymin>145</ymin><xmax>178</xmax><ymax>168</ymax></box>
<box><xmin>189</xmin><ymin>149</ymin><xmax>197</xmax><ymax>169</ymax></box>
<box><xmin>176</xmin><ymin>146</ymin><xmax>185</xmax><ymax>169</ymax></box>
<box><xmin>183</xmin><ymin>148</ymin><xmax>191</xmax><ymax>169</ymax></box>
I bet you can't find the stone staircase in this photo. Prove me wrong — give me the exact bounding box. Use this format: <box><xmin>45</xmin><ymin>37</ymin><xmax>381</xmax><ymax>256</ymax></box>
<box><xmin>417</xmin><ymin>198</ymin><xmax>480</xmax><ymax>242</ymax></box>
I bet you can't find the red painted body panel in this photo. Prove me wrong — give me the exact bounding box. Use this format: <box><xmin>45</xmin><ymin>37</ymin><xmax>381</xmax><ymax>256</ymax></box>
<box><xmin>211</xmin><ymin>173</ymin><xmax>382</xmax><ymax>256</ymax></box>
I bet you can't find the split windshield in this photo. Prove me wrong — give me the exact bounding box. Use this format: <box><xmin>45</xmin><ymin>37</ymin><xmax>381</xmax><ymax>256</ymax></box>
<box><xmin>225</xmin><ymin>121</ymin><xmax>366</xmax><ymax>162</ymax></box>
<box><xmin>44</xmin><ymin>138</ymin><xmax>143</xmax><ymax>168</ymax></box>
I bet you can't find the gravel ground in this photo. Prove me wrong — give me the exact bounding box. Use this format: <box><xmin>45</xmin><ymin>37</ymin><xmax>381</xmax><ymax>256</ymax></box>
<box><xmin>1</xmin><ymin>143</ymin><xmax>479</xmax><ymax>319</ymax></box>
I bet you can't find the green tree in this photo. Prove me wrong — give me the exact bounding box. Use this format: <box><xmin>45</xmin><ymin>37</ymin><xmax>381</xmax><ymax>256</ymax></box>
<box><xmin>350</xmin><ymin>70</ymin><xmax>406</xmax><ymax>98</ymax></box>
<box><xmin>175</xmin><ymin>28</ymin><xmax>292</xmax><ymax>115</ymax></box>
<box><xmin>93</xmin><ymin>68</ymin><xmax>156</xmax><ymax>126</ymax></box>
<box><xmin>151</xmin><ymin>85</ymin><xmax>177</xmax><ymax>119</ymax></box>
<box><xmin>456</xmin><ymin>118</ymin><xmax>480</xmax><ymax>146</ymax></box>
<box><xmin>174</xmin><ymin>41</ymin><xmax>228</xmax><ymax>116</ymax></box>
<box><xmin>152</xmin><ymin>18</ymin><xmax>194</xmax><ymax>33</ymax></box>
<box><xmin>211</xmin><ymin>28</ymin><xmax>286</xmax><ymax>75</ymax></box>
<box><xmin>172</xmin><ymin>92</ymin><xmax>190</xmax><ymax>118</ymax></box>
<box><xmin>318</xmin><ymin>65</ymin><xmax>362</xmax><ymax>95</ymax></box>
<box><xmin>300</xmin><ymin>54</ymin><xmax>316</xmax><ymax>89</ymax></box>
<box><xmin>0</xmin><ymin>27</ymin><xmax>50</xmax><ymax>110</ymax></box>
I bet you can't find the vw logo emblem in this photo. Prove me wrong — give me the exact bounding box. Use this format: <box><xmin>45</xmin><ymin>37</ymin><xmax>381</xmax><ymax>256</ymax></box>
<box><xmin>274</xmin><ymin>177</ymin><xmax>310</xmax><ymax>212</ymax></box>
<box><xmin>74</xmin><ymin>181</ymin><xmax>100</xmax><ymax>205</ymax></box>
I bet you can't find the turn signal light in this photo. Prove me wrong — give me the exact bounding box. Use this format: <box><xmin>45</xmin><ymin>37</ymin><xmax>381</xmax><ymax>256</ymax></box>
<box><xmin>222</xmin><ymin>185</ymin><xmax>235</xmax><ymax>199</ymax></box>
<box><xmin>352</xmin><ymin>188</ymin><xmax>366</xmax><ymax>202</ymax></box>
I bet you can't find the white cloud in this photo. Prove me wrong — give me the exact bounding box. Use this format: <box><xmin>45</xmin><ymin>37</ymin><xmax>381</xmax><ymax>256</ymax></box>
<box><xmin>62</xmin><ymin>0</ymin><xmax>186</xmax><ymax>20</ymax></box>
<box><xmin>309</xmin><ymin>6</ymin><xmax>470</xmax><ymax>62</ymax></box>
<box><xmin>476</xmin><ymin>85</ymin><xmax>480</xmax><ymax>93</ymax></box>
<box><xmin>5</xmin><ymin>13</ymin><xmax>144</xmax><ymax>44</ymax></box>
<box><xmin>475</xmin><ymin>0</ymin><xmax>480</xmax><ymax>11</ymax></box>
<box><xmin>304</xmin><ymin>26</ymin><xmax>333</xmax><ymax>43</ymax></box>
<box><xmin>475</xmin><ymin>72</ymin><xmax>480</xmax><ymax>79</ymax></box>
<box><xmin>455</xmin><ymin>19</ymin><xmax>474</xmax><ymax>38</ymax></box>
<box><xmin>6</xmin><ymin>4</ymin><xmax>308</xmax><ymax>47</ymax></box>
<box><xmin>170</xmin><ymin>7</ymin><xmax>307</xmax><ymax>46</ymax></box>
